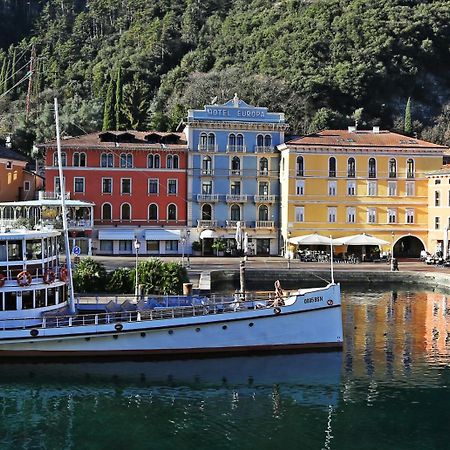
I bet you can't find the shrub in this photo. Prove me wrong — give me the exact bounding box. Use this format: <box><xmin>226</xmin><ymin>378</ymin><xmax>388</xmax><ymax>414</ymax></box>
<box><xmin>73</xmin><ymin>257</ymin><xmax>107</xmax><ymax>293</ymax></box>
<box><xmin>106</xmin><ymin>267</ymin><xmax>133</xmax><ymax>293</ymax></box>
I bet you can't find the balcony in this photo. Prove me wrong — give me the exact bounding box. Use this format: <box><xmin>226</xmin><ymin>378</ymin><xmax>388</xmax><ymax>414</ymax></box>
<box><xmin>67</xmin><ymin>219</ymin><xmax>94</xmax><ymax>229</ymax></box>
<box><xmin>254</xmin><ymin>146</ymin><xmax>274</xmax><ymax>153</ymax></box>
<box><xmin>226</xmin><ymin>220</ymin><xmax>246</xmax><ymax>228</ymax></box>
<box><xmin>226</xmin><ymin>194</ymin><xmax>248</xmax><ymax>203</ymax></box>
<box><xmin>197</xmin><ymin>194</ymin><xmax>219</xmax><ymax>202</ymax></box>
<box><xmin>201</xmin><ymin>169</ymin><xmax>214</xmax><ymax>176</ymax></box>
<box><xmin>226</xmin><ymin>145</ymin><xmax>246</xmax><ymax>153</ymax></box>
<box><xmin>38</xmin><ymin>191</ymin><xmax>71</xmax><ymax>200</ymax></box>
<box><xmin>198</xmin><ymin>144</ymin><xmax>218</xmax><ymax>152</ymax></box>
<box><xmin>253</xmin><ymin>195</ymin><xmax>277</xmax><ymax>203</ymax></box>
<box><xmin>258</xmin><ymin>170</ymin><xmax>269</xmax><ymax>177</ymax></box>
<box><xmin>256</xmin><ymin>220</ymin><xmax>275</xmax><ymax>228</ymax></box>
<box><xmin>197</xmin><ymin>220</ymin><xmax>218</xmax><ymax>228</ymax></box>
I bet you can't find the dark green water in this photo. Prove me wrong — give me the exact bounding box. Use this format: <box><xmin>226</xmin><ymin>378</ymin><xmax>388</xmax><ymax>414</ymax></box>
<box><xmin>1</xmin><ymin>287</ymin><xmax>450</xmax><ymax>450</ymax></box>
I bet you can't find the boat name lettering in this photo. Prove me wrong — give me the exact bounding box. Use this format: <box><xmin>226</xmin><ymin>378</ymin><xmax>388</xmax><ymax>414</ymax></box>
<box><xmin>304</xmin><ymin>296</ymin><xmax>323</xmax><ymax>304</ymax></box>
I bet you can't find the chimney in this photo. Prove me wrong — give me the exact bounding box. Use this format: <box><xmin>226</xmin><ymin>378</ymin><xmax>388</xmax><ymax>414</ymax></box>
<box><xmin>348</xmin><ymin>126</ymin><xmax>356</xmax><ymax>133</ymax></box>
<box><xmin>373</xmin><ymin>126</ymin><xmax>380</xmax><ymax>133</ymax></box>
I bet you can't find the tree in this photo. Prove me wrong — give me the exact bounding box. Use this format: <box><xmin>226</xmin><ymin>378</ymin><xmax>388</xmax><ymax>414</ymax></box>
<box><xmin>404</xmin><ymin>97</ymin><xmax>412</xmax><ymax>135</ymax></box>
<box><xmin>102</xmin><ymin>74</ymin><xmax>115</xmax><ymax>131</ymax></box>
<box><xmin>73</xmin><ymin>258</ymin><xmax>107</xmax><ymax>293</ymax></box>
<box><xmin>115</xmin><ymin>66</ymin><xmax>124</xmax><ymax>130</ymax></box>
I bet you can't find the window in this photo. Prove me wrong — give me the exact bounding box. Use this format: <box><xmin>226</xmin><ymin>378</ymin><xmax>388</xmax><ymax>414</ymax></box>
<box><xmin>73</xmin><ymin>152</ymin><xmax>86</xmax><ymax>167</ymax></box>
<box><xmin>121</xmin><ymin>178</ymin><xmax>131</xmax><ymax>194</ymax></box>
<box><xmin>296</xmin><ymin>180</ymin><xmax>305</xmax><ymax>195</ymax></box>
<box><xmin>435</xmin><ymin>216</ymin><xmax>440</xmax><ymax>230</ymax></box>
<box><xmin>53</xmin><ymin>152</ymin><xmax>66</xmax><ymax>166</ymax></box>
<box><xmin>101</xmin><ymin>153</ymin><xmax>113</xmax><ymax>168</ymax></box>
<box><xmin>230</xmin><ymin>180</ymin><xmax>241</xmax><ymax>195</ymax></box>
<box><xmin>296</xmin><ymin>156</ymin><xmax>304</xmax><ymax>177</ymax></box>
<box><xmin>367</xmin><ymin>208</ymin><xmax>376</xmax><ymax>224</ymax></box>
<box><xmin>207</xmin><ymin>133</ymin><xmax>215</xmax><ymax>149</ymax></box>
<box><xmin>167</xmin><ymin>204</ymin><xmax>177</xmax><ymax>221</ymax></box>
<box><xmin>147</xmin><ymin>154</ymin><xmax>161</xmax><ymax>168</ymax></box>
<box><xmin>368</xmin><ymin>158</ymin><xmax>377</xmax><ymax>178</ymax></box>
<box><xmin>168</xmin><ymin>179</ymin><xmax>177</xmax><ymax>195</ymax></box>
<box><xmin>119</xmin><ymin>240</ymin><xmax>132</xmax><ymax>252</ymax></box>
<box><xmin>347</xmin><ymin>157</ymin><xmax>355</xmax><ymax>178</ymax></box>
<box><xmin>256</xmin><ymin>134</ymin><xmax>272</xmax><ymax>149</ymax></box>
<box><xmin>54</xmin><ymin>176</ymin><xmax>65</xmax><ymax>194</ymax></box>
<box><xmin>148</xmin><ymin>204</ymin><xmax>158</xmax><ymax>220</ymax></box>
<box><xmin>172</xmin><ymin>155</ymin><xmax>179</xmax><ymax>169</ymax></box>
<box><xmin>329</xmin><ymin>157</ymin><xmax>336</xmax><ymax>178</ymax></box>
<box><xmin>264</xmin><ymin>134</ymin><xmax>272</xmax><ymax>148</ymax></box>
<box><xmin>102</xmin><ymin>178</ymin><xmax>112</xmax><ymax>194</ymax></box>
<box><xmin>367</xmin><ymin>181</ymin><xmax>377</xmax><ymax>196</ymax></box>
<box><xmin>347</xmin><ymin>181</ymin><xmax>356</xmax><ymax>196</ymax></box>
<box><xmin>165</xmin><ymin>241</ymin><xmax>178</xmax><ymax>252</ymax></box>
<box><xmin>347</xmin><ymin>207</ymin><xmax>356</xmax><ymax>223</ymax></box>
<box><xmin>259</xmin><ymin>157</ymin><xmax>269</xmax><ymax>175</ymax></box>
<box><xmin>167</xmin><ymin>155</ymin><xmax>173</xmax><ymax>168</ymax></box>
<box><xmin>435</xmin><ymin>191</ymin><xmax>440</xmax><ymax>207</ymax></box>
<box><xmin>236</xmin><ymin>134</ymin><xmax>244</xmax><ymax>150</ymax></box>
<box><xmin>389</xmin><ymin>158</ymin><xmax>397</xmax><ymax>178</ymax></box>
<box><xmin>259</xmin><ymin>205</ymin><xmax>269</xmax><ymax>221</ymax></box>
<box><xmin>388</xmin><ymin>209</ymin><xmax>397</xmax><ymax>224</ymax></box>
<box><xmin>202</xmin><ymin>180</ymin><xmax>212</xmax><ymax>194</ymax></box>
<box><xmin>147</xmin><ymin>241</ymin><xmax>159</xmax><ymax>252</ymax></box>
<box><xmin>406</xmin><ymin>182</ymin><xmax>415</xmax><ymax>196</ymax></box>
<box><xmin>24</xmin><ymin>181</ymin><xmax>30</xmax><ymax>191</ymax></box>
<box><xmin>148</xmin><ymin>179</ymin><xmax>158</xmax><ymax>194</ymax></box>
<box><xmin>121</xmin><ymin>203</ymin><xmax>131</xmax><ymax>220</ymax></box>
<box><xmin>388</xmin><ymin>181</ymin><xmax>397</xmax><ymax>196</ymax></box>
<box><xmin>74</xmin><ymin>177</ymin><xmax>85</xmax><ymax>193</ymax></box>
<box><xmin>295</xmin><ymin>207</ymin><xmax>304</xmax><ymax>222</ymax></box>
<box><xmin>120</xmin><ymin>153</ymin><xmax>133</xmax><ymax>168</ymax></box>
<box><xmin>231</xmin><ymin>156</ymin><xmax>240</xmax><ymax>175</ymax></box>
<box><xmin>259</xmin><ymin>182</ymin><xmax>269</xmax><ymax>196</ymax></box>
<box><xmin>407</xmin><ymin>159</ymin><xmax>415</xmax><ymax>178</ymax></box>
<box><xmin>406</xmin><ymin>209</ymin><xmax>414</xmax><ymax>224</ymax></box>
<box><xmin>328</xmin><ymin>207</ymin><xmax>337</xmax><ymax>223</ymax></box>
<box><xmin>228</xmin><ymin>133</ymin><xmax>236</xmax><ymax>150</ymax></box>
<box><xmin>200</xmin><ymin>133</ymin><xmax>208</xmax><ymax>150</ymax></box>
<box><xmin>202</xmin><ymin>156</ymin><xmax>212</xmax><ymax>175</ymax></box>
<box><xmin>328</xmin><ymin>181</ymin><xmax>337</xmax><ymax>196</ymax></box>
<box><xmin>102</xmin><ymin>203</ymin><xmax>112</xmax><ymax>221</ymax></box>
<box><xmin>202</xmin><ymin>204</ymin><xmax>212</xmax><ymax>220</ymax></box>
<box><xmin>230</xmin><ymin>204</ymin><xmax>240</xmax><ymax>221</ymax></box>
<box><xmin>435</xmin><ymin>179</ymin><xmax>441</xmax><ymax>185</ymax></box>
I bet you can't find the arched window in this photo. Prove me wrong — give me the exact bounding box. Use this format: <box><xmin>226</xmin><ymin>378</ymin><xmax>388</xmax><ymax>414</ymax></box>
<box><xmin>154</xmin><ymin>154</ymin><xmax>160</xmax><ymax>168</ymax></box>
<box><xmin>407</xmin><ymin>158</ymin><xmax>415</xmax><ymax>178</ymax></box>
<box><xmin>347</xmin><ymin>157</ymin><xmax>355</xmax><ymax>178</ymax></box>
<box><xmin>54</xmin><ymin>152</ymin><xmax>67</xmax><ymax>166</ymax></box>
<box><xmin>230</xmin><ymin>204</ymin><xmax>240</xmax><ymax>221</ymax></box>
<box><xmin>207</xmin><ymin>133</ymin><xmax>215</xmax><ymax>150</ymax></box>
<box><xmin>101</xmin><ymin>153</ymin><xmax>113</xmax><ymax>168</ymax></box>
<box><xmin>148</xmin><ymin>154</ymin><xmax>153</xmax><ymax>168</ymax></box>
<box><xmin>259</xmin><ymin>205</ymin><xmax>269</xmax><ymax>221</ymax></box>
<box><xmin>329</xmin><ymin>157</ymin><xmax>336</xmax><ymax>178</ymax></box>
<box><xmin>296</xmin><ymin>156</ymin><xmax>304</xmax><ymax>177</ymax></box>
<box><xmin>121</xmin><ymin>203</ymin><xmax>131</xmax><ymax>221</ymax></box>
<box><xmin>102</xmin><ymin>203</ymin><xmax>112</xmax><ymax>221</ymax></box>
<box><xmin>257</xmin><ymin>134</ymin><xmax>264</xmax><ymax>148</ymax></box>
<box><xmin>173</xmin><ymin>155</ymin><xmax>179</xmax><ymax>169</ymax></box>
<box><xmin>231</xmin><ymin>156</ymin><xmax>240</xmax><ymax>175</ymax></box>
<box><xmin>389</xmin><ymin>158</ymin><xmax>397</xmax><ymax>178</ymax></box>
<box><xmin>120</xmin><ymin>153</ymin><xmax>133</xmax><ymax>168</ymax></box>
<box><xmin>264</xmin><ymin>135</ymin><xmax>272</xmax><ymax>148</ymax></box>
<box><xmin>202</xmin><ymin>155</ymin><xmax>212</xmax><ymax>175</ymax></box>
<box><xmin>228</xmin><ymin>133</ymin><xmax>236</xmax><ymax>150</ymax></box>
<box><xmin>236</xmin><ymin>134</ymin><xmax>244</xmax><ymax>150</ymax></box>
<box><xmin>167</xmin><ymin>204</ymin><xmax>177</xmax><ymax>221</ymax></box>
<box><xmin>79</xmin><ymin>152</ymin><xmax>86</xmax><ymax>167</ymax></box>
<box><xmin>202</xmin><ymin>204</ymin><xmax>212</xmax><ymax>220</ymax></box>
<box><xmin>200</xmin><ymin>133</ymin><xmax>208</xmax><ymax>150</ymax></box>
<box><xmin>73</xmin><ymin>152</ymin><xmax>80</xmax><ymax>167</ymax></box>
<box><xmin>368</xmin><ymin>158</ymin><xmax>377</xmax><ymax>178</ymax></box>
<box><xmin>167</xmin><ymin>155</ymin><xmax>173</xmax><ymax>168</ymax></box>
<box><xmin>148</xmin><ymin>204</ymin><xmax>158</xmax><ymax>221</ymax></box>
<box><xmin>259</xmin><ymin>157</ymin><xmax>269</xmax><ymax>175</ymax></box>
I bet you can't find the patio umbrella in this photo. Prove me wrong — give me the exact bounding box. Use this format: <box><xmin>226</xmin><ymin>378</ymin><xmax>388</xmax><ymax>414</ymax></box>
<box><xmin>332</xmin><ymin>233</ymin><xmax>389</xmax><ymax>246</ymax></box>
<box><xmin>235</xmin><ymin>221</ymin><xmax>243</xmax><ymax>250</ymax></box>
<box><xmin>288</xmin><ymin>233</ymin><xmax>333</xmax><ymax>246</ymax></box>
<box><xmin>243</xmin><ymin>232</ymin><xmax>249</xmax><ymax>254</ymax></box>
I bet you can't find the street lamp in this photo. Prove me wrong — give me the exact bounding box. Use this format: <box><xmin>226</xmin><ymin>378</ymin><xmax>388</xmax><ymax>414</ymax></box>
<box><xmin>390</xmin><ymin>231</ymin><xmax>394</xmax><ymax>272</ymax></box>
<box><xmin>134</xmin><ymin>238</ymin><xmax>141</xmax><ymax>298</ymax></box>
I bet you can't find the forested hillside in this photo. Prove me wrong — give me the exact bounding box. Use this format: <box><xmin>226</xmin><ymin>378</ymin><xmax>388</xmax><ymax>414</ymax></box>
<box><xmin>0</xmin><ymin>0</ymin><xmax>450</xmax><ymax>154</ymax></box>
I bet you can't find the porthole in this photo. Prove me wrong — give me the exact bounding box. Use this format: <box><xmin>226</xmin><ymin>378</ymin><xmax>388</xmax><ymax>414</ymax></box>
<box><xmin>249</xmin><ymin>322</ymin><xmax>254</xmax><ymax>327</ymax></box>
<box><xmin>168</xmin><ymin>330</ymin><xmax>174</xmax><ymax>335</ymax></box>
<box><xmin>222</xmin><ymin>325</ymin><xmax>227</xmax><ymax>330</ymax></box>
<box><xmin>195</xmin><ymin>327</ymin><xmax>201</xmax><ymax>332</ymax></box>
<box><xmin>141</xmin><ymin>332</ymin><xmax>146</xmax><ymax>338</ymax></box>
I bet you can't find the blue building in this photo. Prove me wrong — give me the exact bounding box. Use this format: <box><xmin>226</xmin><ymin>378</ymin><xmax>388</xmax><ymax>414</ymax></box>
<box><xmin>185</xmin><ymin>95</ymin><xmax>288</xmax><ymax>255</ymax></box>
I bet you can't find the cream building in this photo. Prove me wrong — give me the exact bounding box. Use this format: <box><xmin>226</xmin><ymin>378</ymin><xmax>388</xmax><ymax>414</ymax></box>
<box><xmin>278</xmin><ymin>127</ymin><xmax>447</xmax><ymax>259</ymax></box>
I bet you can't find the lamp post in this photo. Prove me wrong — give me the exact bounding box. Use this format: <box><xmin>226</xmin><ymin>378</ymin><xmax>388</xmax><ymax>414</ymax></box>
<box><xmin>134</xmin><ymin>238</ymin><xmax>141</xmax><ymax>298</ymax></box>
<box><xmin>186</xmin><ymin>229</ymin><xmax>191</xmax><ymax>269</ymax></box>
<box><xmin>181</xmin><ymin>231</ymin><xmax>186</xmax><ymax>267</ymax></box>
<box><xmin>390</xmin><ymin>231</ymin><xmax>394</xmax><ymax>272</ymax></box>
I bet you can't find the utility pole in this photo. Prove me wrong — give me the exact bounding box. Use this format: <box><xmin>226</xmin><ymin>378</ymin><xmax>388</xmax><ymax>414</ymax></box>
<box><xmin>25</xmin><ymin>45</ymin><xmax>36</xmax><ymax>120</ymax></box>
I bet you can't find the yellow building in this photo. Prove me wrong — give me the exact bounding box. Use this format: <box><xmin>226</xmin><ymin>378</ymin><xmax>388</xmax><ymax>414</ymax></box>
<box><xmin>426</xmin><ymin>165</ymin><xmax>450</xmax><ymax>256</ymax></box>
<box><xmin>278</xmin><ymin>128</ymin><xmax>447</xmax><ymax>258</ymax></box>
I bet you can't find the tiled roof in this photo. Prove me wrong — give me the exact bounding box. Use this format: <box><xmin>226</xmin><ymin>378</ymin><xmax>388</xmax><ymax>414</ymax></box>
<box><xmin>426</xmin><ymin>164</ymin><xmax>450</xmax><ymax>176</ymax></box>
<box><xmin>285</xmin><ymin>130</ymin><xmax>447</xmax><ymax>149</ymax></box>
<box><xmin>0</xmin><ymin>146</ymin><xmax>28</xmax><ymax>162</ymax></box>
<box><xmin>39</xmin><ymin>131</ymin><xmax>187</xmax><ymax>149</ymax></box>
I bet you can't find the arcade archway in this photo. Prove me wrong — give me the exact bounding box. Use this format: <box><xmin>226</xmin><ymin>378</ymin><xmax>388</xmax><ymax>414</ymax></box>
<box><xmin>393</xmin><ymin>236</ymin><xmax>425</xmax><ymax>258</ymax></box>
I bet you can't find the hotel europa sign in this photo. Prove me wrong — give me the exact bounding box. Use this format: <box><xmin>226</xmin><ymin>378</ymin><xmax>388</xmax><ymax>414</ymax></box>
<box><xmin>205</xmin><ymin>107</ymin><xmax>267</xmax><ymax>119</ymax></box>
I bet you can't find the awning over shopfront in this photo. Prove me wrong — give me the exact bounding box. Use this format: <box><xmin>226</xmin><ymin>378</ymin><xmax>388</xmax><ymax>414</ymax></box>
<box><xmin>98</xmin><ymin>229</ymin><xmax>135</xmax><ymax>240</ymax></box>
<box><xmin>199</xmin><ymin>229</ymin><xmax>218</xmax><ymax>239</ymax></box>
<box><xmin>144</xmin><ymin>229</ymin><xmax>180</xmax><ymax>241</ymax></box>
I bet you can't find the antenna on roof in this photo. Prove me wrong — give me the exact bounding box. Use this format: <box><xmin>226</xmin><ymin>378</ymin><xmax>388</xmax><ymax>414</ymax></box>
<box><xmin>211</xmin><ymin>96</ymin><xmax>218</xmax><ymax>105</ymax></box>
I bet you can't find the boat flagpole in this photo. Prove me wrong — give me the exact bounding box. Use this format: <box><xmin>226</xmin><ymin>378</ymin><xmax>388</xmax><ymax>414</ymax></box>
<box><xmin>330</xmin><ymin>235</ymin><xmax>335</xmax><ymax>285</ymax></box>
<box><xmin>54</xmin><ymin>97</ymin><xmax>76</xmax><ymax>314</ymax></box>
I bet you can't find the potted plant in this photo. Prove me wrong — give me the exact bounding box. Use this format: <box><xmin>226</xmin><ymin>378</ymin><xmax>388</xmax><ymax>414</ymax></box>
<box><xmin>211</xmin><ymin>238</ymin><xmax>227</xmax><ymax>256</ymax></box>
<box><xmin>191</xmin><ymin>240</ymin><xmax>202</xmax><ymax>256</ymax></box>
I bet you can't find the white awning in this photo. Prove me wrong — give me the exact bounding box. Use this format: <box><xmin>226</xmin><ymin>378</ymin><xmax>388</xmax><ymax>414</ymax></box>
<box><xmin>200</xmin><ymin>229</ymin><xmax>218</xmax><ymax>239</ymax></box>
<box><xmin>98</xmin><ymin>229</ymin><xmax>135</xmax><ymax>240</ymax></box>
<box><xmin>145</xmin><ymin>229</ymin><xmax>180</xmax><ymax>241</ymax></box>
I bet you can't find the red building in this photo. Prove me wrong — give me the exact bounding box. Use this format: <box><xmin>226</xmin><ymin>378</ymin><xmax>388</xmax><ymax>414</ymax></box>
<box><xmin>41</xmin><ymin>131</ymin><xmax>187</xmax><ymax>255</ymax></box>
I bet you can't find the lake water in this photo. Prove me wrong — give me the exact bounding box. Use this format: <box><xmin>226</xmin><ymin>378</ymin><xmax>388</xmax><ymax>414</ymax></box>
<box><xmin>0</xmin><ymin>286</ymin><xmax>449</xmax><ymax>449</ymax></box>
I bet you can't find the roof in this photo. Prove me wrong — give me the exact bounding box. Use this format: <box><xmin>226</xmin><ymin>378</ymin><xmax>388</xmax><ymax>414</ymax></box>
<box><xmin>0</xmin><ymin>146</ymin><xmax>28</xmax><ymax>162</ymax></box>
<box><xmin>38</xmin><ymin>131</ymin><xmax>187</xmax><ymax>149</ymax></box>
<box><xmin>284</xmin><ymin>130</ymin><xmax>448</xmax><ymax>149</ymax></box>
<box><xmin>426</xmin><ymin>164</ymin><xmax>450</xmax><ymax>176</ymax></box>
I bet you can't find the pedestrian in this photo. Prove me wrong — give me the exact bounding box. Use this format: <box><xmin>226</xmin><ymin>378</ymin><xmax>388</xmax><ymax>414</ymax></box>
<box><xmin>392</xmin><ymin>257</ymin><xmax>399</xmax><ymax>271</ymax></box>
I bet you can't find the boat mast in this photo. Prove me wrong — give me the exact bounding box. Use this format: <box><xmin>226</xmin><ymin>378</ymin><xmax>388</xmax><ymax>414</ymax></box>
<box><xmin>54</xmin><ymin>97</ymin><xmax>76</xmax><ymax>314</ymax></box>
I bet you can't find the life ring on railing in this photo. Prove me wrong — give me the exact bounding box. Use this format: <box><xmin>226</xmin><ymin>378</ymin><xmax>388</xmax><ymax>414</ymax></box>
<box><xmin>0</xmin><ymin>273</ymin><xmax>5</xmax><ymax>288</ymax></box>
<box><xmin>115</xmin><ymin>323</ymin><xmax>124</xmax><ymax>332</ymax></box>
<box><xmin>17</xmin><ymin>271</ymin><xmax>32</xmax><ymax>287</ymax></box>
<box><xmin>274</xmin><ymin>307</ymin><xmax>282</xmax><ymax>315</ymax></box>
<box><xmin>43</xmin><ymin>269</ymin><xmax>56</xmax><ymax>284</ymax></box>
<box><xmin>59</xmin><ymin>267</ymin><xmax>68</xmax><ymax>282</ymax></box>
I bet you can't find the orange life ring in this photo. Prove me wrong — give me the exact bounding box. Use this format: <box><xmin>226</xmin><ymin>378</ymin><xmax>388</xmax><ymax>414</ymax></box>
<box><xmin>59</xmin><ymin>267</ymin><xmax>68</xmax><ymax>282</ymax></box>
<box><xmin>43</xmin><ymin>269</ymin><xmax>56</xmax><ymax>284</ymax></box>
<box><xmin>17</xmin><ymin>271</ymin><xmax>32</xmax><ymax>287</ymax></box>
<box><xmin>0</xmin><ymin>273</ymin><xmax>5</xmax><ymax>287</ymax></box>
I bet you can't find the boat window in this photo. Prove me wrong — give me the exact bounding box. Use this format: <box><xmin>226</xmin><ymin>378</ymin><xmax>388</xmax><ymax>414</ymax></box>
<box><xmin>59</xmin><ymin>285</ymin><xmax>67</xmax><ymax>304</ymax></box>
<box><xmin>35</xmin><ymin>289</ymin><xmax>45</xmax><ymax>308</ymax></box>
<box><xmin>0</xmin><ymin>242</ymin><xmax>6</xmax><ymax>260</ymax></box>
<box><xmin>47</xmin><ymin>288</ymin><xmax>56</xmax><ymax>306</ymax></box>
<box><xmin>4</xmin><ymin>292</ymin><xmax>16</xmax><ymax>310</ymax></box>
<box><xmin>22</xmin><ymin>290</ymin><xmax>33</xmax><ymax>309</ymax></box>
<box><xmin>7</xmin><ymin>241</ymin><xmax>22</xmax><ymax>261</ymax></box>
<box><xmin>26</xmin><ymin>239</ymin><xmax>42</xmax><ymax>260</ymax></box>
